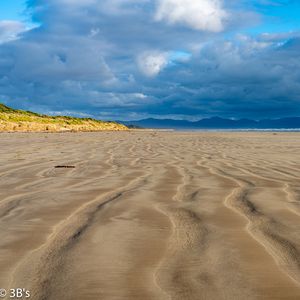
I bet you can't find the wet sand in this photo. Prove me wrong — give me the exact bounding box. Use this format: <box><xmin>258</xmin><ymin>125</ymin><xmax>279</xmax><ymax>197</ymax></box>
<box><xmin>0</xmin><ymin>131</ymin><xmax>300</xmax><ymax>300</ymax></box>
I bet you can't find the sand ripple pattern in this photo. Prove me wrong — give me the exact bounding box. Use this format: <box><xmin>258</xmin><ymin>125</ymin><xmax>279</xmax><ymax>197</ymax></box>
<box><xmin>0</xmin><ymin>132</ymin><xmax>300</xmax><ymax>300</ymax></box>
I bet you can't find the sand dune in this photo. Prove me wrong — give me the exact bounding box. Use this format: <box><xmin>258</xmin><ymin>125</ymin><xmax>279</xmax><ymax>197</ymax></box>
<box><xmin>0</xmin><ymin>132</ymin><xmax>300</xmax><ymax>300</ymax></box>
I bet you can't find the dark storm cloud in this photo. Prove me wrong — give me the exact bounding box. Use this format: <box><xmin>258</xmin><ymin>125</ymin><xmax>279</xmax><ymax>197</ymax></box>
<box><xmin>0</xmin><ymin>0</ymin><xmax>299</xmax><ymax>120</ymax></box>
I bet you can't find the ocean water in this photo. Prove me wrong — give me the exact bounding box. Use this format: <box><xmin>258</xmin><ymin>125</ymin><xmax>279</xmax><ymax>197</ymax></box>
<box><xmin>174</xmin><ymin>128</ymin><xmax>300</xmax><ymax>132</ymax></box>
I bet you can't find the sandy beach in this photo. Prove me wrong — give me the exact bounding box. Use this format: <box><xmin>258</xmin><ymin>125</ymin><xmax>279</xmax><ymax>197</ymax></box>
<box><xmin>0</xmin><ymin>131</ymin><xmax>300</xmax><ymax>300</ymax></box>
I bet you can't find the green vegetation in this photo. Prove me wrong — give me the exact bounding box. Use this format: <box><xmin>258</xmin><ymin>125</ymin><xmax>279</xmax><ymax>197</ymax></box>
<box><xmin>0</xmin><ymin>103</ymin><xmax>128</xmax><ymax>132</ymax></box>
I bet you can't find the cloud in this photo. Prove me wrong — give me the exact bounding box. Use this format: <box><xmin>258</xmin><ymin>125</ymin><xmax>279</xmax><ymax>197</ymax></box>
<box><xmin>0</xmin><ymin>0</ymin><xmax>300</xmax><ymax>120</ymax></box>
<box><xmin>155</xmin><ymin>0</ymin><xmax>227</xmax><ymax>32</ymax></box>
<box><xmin>0</xmin><ymin>20</ymin><xmax>28</xmax><ymax>43</ymax></box>
<box><xmin>137</xmin><ymin>51</ymin><xmax>169</xmax><ymax>76</ymax></box>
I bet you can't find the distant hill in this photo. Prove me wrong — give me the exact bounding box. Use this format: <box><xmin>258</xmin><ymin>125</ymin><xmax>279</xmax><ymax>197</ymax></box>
<box><xmin>0</xmin><ymin>103</ymin><xmax>128</xmax><ymax>132</ymax></box>
<box><xmin>123</xmin><ymin>117</ymin><xmax>300</xmax><ymax>130</ymax></box>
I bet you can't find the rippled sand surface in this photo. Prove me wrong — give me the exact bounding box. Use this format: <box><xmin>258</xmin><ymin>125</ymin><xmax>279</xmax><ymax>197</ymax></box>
<box><xmin>0</xmin><ymin>131</ymin><xmax>300</xmax><ymax>300</ymax></box>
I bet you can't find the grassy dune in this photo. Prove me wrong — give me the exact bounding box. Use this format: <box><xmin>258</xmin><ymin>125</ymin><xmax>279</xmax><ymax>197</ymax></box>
<box><xmin>0</xmin><ymin>103</ymin><xmax>128</xmax><ymax>132</ymax></box>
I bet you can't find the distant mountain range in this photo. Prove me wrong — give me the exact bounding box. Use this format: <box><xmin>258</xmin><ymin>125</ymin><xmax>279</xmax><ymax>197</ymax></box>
<box><xmin>123</xmin><ymin>117</ymin><xmax>300</xmax><ymax>129</ymax></box>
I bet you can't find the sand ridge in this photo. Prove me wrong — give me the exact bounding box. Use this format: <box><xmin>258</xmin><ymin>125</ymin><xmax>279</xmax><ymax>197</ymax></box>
<box><xmin>0</xmin><ymin>131</ymin><xmax>300</xmax><ymax>299</ymax></box>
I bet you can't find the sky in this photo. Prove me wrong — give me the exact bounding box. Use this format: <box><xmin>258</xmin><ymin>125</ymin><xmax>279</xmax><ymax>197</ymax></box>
<box><xmin>0</xmin><ymin>0</ymin><xmax>300</xmax><ymax>121</ymax></box>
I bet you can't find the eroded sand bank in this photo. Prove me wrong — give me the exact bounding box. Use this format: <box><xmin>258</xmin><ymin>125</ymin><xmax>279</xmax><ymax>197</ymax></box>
<box><xmin>0</xmin><ymin>132</ymin><xmax>300</xmax><ymax>300</ymax></box>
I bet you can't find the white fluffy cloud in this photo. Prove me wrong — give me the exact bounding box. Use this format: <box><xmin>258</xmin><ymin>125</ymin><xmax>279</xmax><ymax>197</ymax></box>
<box><xmin>0</xmin><ymin>20</ymin><xmax>28</xmax><ymax>43</ymax></box>
<box><xmin>137</xmin><ymin>51</ymin><xmax>169</xmax><ymax>76</ymax></box>
<box><xmin>155</xmin><ymin>0</ymin><xmax>227</xmax><ymax>32</ymax></box>
<box><xmin>1</xmin><ymin>0</ymin><xmax>299</xmax><ymax>120</ymax></box>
